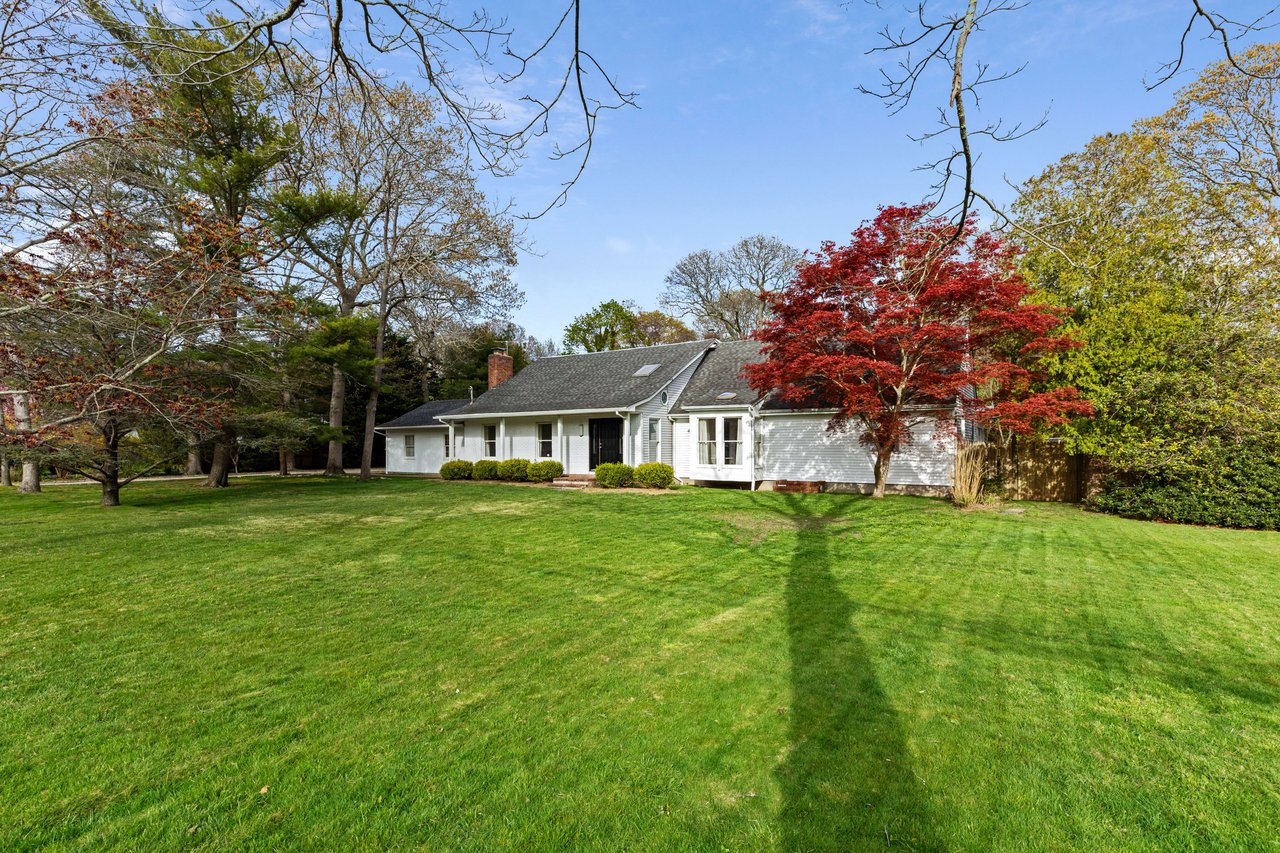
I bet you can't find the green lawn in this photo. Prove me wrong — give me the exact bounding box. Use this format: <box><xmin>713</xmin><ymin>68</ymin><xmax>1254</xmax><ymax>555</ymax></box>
<box><xmin>2</xmin><ymin>478</ymin><xmax>1279</xmax><ymax>851</ymax></box>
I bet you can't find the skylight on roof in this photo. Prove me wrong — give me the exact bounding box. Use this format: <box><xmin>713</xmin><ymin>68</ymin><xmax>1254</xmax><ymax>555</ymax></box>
<box><xmin>716</xmin><ymin>391</ymin><xmax>738</xmax><ymax>400</ymax></box>
<box><xmin>633</xmin><ymin>363</ymin><xmax>661</xmax><ymax>377</ymax></box>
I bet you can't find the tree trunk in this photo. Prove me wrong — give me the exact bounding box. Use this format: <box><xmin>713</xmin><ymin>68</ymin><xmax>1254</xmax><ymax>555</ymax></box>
<box><xmin>204</xmin><ymin>432</ymin><xmax>232</xmax><ymax>487</ymax></box>
<box><xmin>13</xmin><ymin>393</ymin><xmax>40</xmax><ymax>494</ymax></box>
<box><xmin>101</xmin><ymin>424</ymin><xmax>121</xmax><ymax>507</ymax></box>
<box><xmin>326</xmin><ymin>367</ymin><xmax>346</xmax><ymax>475</ymax></box>
<box><xmin>19</xmin><ymin>460</ymin><xmax>39</xmax><ymax>493</ymax></box>
<box><xmin>359</xmin><ymin>386</ymin><xmax>379</xmax><ymax>481</ymax></box>
<box><xmin>872</xmin><ymin>445</ymin><xmax>893</xmax><ymax>498</ymax></box>
<box><xmin>184</xmin><ymin>436</ymin><xmax>204</xmax><ymax>476</ymax></box>
<box><xmin>360</xmin><ymin>282</ymin><xmax>390</xmax><ymax>481</ymax></box>
<box><xmin>0</xmin><ymin>454</ymin><xmax>10</xmax><ymax>488</ymax></box>
<box><xmin>278</xmin><ymin>449</ymin><xmax>290</xmax><ymax>477</ymax></box>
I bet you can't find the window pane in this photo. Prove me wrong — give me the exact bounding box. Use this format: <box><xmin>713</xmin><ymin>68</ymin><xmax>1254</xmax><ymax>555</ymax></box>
<box><xmin>538</xmin><ymin>423</ymin><xmax>553</xmax><ymax>458</ymax></box>
<box><xmin>404</xmin><ymin>435</ymin><xmax>415</xmax><ymax>457</ymax></box>
<box><xmin>443</xmin><ymin>433</ymin><xmax>450</xmax><ymax>458</ymax></box>
<box><xmin>697</xmin><ymin>418</ymin><xmax>716</xmax><ymax>465</ymax></box>
<box><xmin>724</xmin><ymin>417</ymin><xmax>742</xmax><ymax>465</ymax></box>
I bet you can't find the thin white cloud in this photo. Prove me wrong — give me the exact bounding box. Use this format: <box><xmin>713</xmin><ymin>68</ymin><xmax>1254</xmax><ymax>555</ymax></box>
<box><xmin>605</xmin><ymin>236</ymin><xmax>634</xmax><ymax>255</ymax></box>
<box><xmin>791</xmin><ymin>0</ymin><xmax>854</xmax><ymax>39</ymax></box>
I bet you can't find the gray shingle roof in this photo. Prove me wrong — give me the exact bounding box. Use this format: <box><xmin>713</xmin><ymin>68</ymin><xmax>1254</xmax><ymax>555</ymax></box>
<box><xmin>447</xmin><ymin>340</ymin><xmax>714</xmax><ymax>416</ymax></box>
<box><xmin>674</xmin><ymin>339</ymin><xmax>766</xmax><ymax>410</ymax></box>
<box><xmin>377</xmin><ymin>399</ymin><xmax>470</xmax><ymax>429</ymax></box>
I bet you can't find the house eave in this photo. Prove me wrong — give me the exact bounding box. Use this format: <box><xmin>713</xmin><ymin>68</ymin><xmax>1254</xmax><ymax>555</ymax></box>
<box><xmin>679</xmin><ymin>403</ymin><xmax>756</xmax><ymax>412</ymax></box>
<box><xmin>443</xmin><ymin>405</ymin><xmax>638</xmax><ymax>421</ymax></box>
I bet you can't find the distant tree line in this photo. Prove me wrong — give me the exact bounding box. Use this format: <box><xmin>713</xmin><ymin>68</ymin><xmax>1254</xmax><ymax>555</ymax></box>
<box><xmin>0</xmin><ymin>1</ymin><xmax>601</xmax><ymax>505</ymax></box>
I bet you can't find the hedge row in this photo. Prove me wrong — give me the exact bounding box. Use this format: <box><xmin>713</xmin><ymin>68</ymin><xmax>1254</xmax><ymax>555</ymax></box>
<box><xmin>594</xmin><ymin>462</ymin><xmax>675</xmax><ymax>489</ymax></box>
<box><xmin>438</xmin><ymin>458</ymin><xmax>675</xmax><ymax>489</ymax></box>
<box><xmin>439</xmin><ymin>458</ymin><xmax>565</xmax><ymax>483</ymax></box>
<box><xmin>1089</xmin><ymin>446</ymin><xmax>1280</xmax><ymax>531</ymax></box>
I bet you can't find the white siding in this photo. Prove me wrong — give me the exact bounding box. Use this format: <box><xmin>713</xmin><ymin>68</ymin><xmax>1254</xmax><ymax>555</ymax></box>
<box><xmin>506</xmin><ymin>420</ymin><xmax>538</xmax><ymax>460</ymax></box>
<box><xmin>450</xmin><ymin>415</ymin><xmax>594</xmax><ymax>475</ymax></box>
<box><xmin>758</xmin><ymin>413</ymin><xmax>954</xmax><ymax>487</ymax></box>
<box><xmin>659</xmin><ymin>417</ymin><xmax>674</xmax><ymax>467</ymax></box>
<box><xmin>672</xmin><ymin>419</ymin><xmax>691</xmax><ymax>479</ymax></box>
<box><xmin>384</xmin><ymin>428</ymin><xmax>447</xmax><ymax>475</ymax></box>
<box><xmin>663</xmin><ymin>354</ymin><xmax>704</xmax><ymax>412</ymax></box>
<box><xmin>563</xmin><ymin>418</ymin><xmax>589</xmax><ymax>474</ymax></box>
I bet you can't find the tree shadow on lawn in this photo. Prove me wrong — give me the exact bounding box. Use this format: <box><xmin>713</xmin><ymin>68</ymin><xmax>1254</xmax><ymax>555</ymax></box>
<box><xmin>744</xmin><ymin>494</ymin><xmax>939</xmax><ymax>851</ymax></box>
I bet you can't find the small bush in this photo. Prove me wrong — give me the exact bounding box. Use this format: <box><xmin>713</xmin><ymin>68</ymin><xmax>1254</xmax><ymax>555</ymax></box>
<box><xmin>633</xmin><ymin>462</ymin><xmax>675</xmax><ymax>489</ymax></box>
<box><xmin>527</xmin><ymin>460</ymin><xmax>564</xmax><ymax>482</ymax></box>
<box><xmin>594</xmin><ymin>462</ymin><xmax>634</xmax><ymax>488</ymax></box>
<box><xmin>439</xmin><ymin>460</ymin><xmax>472</xmax><ymax>480</ymax></box>
<box><xmin>473</xmin><ymin>459</ymin><xmax>500</xmax><ymax>480</ymax></box>
<box><xmin>497</xmin><ymin>458</ymin><xmax>530</xmax><ymax>481</ymax></box>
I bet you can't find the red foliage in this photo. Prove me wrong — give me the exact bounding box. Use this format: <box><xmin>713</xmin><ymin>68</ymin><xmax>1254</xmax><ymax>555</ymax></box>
<box><xmin>746</xmin><ymin>205</ymin><xmax>1092</xmax><ymax>490</ymax></box>
<box><xmin>1</xmin><ymin>203</ymin><xmax>277</xmax><ymax>449</ymax></box>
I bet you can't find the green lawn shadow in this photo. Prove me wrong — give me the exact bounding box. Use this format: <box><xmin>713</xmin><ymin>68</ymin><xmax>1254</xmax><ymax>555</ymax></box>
<box><xmin>752</xmin><ymin>494</ymin><xmax>938</xmax><ymax>851</ymax></box>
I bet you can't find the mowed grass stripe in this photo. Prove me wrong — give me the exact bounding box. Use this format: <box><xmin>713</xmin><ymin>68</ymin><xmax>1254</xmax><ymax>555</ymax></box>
<box><xmin>1</xmin><ymin>477</ymin><xmax>1278</xmax><ymax>850</ymax></box>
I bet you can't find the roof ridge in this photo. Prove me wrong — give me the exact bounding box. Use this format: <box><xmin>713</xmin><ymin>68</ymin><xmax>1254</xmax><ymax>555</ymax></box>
<box><xmin>540</xmin><ymin>338</ymin><xmax>716</xmax><ymax>360</ymax></box>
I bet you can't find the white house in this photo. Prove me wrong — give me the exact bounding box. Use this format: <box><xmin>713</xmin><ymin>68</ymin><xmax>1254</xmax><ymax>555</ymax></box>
<box><xmin>376</xmin><ymin>339</ymin><xmax>958</xmax><ymax>494</ymax></box>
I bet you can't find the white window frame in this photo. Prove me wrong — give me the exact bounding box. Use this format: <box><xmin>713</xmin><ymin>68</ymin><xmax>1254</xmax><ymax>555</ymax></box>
<box><xmin>537</xmin><ymin>422</ymin><xmax>554</xmax><ymax>458</ymax></box>
<box><xmin>697</xmin><ymin>418</ymin><xmax>716</xmax><ymax>466</ymax></box>
<box><xmin>404</xmin><ymin>434</ymin><xmax>416</xmax><ymax>458</ymax></box>
<box><xmin>647</xmin><ymin>418</ymin><xmax>659</xmax><ymax>463</ymax></box>
<box><xmin>482</xmin><ymin>424</ymin><xmax>498</xmax><ymax>458</ymax></box>
<box><xmin>723</xmin><ymin>417</ymin><xmax>743</xmax><ymax>466</ymax></box>
<box><xmin>443</xmin><ymin>432</ymin><xmax>450</xmax><ymax>458</ymax></box>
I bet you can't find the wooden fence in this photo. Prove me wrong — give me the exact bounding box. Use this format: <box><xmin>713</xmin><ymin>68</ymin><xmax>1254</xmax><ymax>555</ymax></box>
<box><xmin>985</xmin><ymin>438</ymin><xmax>1087</xmax><ymax>503</ymax></box>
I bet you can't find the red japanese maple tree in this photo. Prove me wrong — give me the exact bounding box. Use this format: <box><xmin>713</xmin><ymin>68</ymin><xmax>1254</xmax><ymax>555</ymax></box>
<box><xmin>746</xmin><ymin>205</ymin><xmax>1092</xmax><ymax>497</ymax></box>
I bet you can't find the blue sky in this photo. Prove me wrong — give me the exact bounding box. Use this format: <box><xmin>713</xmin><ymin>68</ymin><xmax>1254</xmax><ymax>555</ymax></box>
<box><xmin>465</xmin><ymin>1</ymin><xmax>1275</xmax><ymax>342</ymax></box>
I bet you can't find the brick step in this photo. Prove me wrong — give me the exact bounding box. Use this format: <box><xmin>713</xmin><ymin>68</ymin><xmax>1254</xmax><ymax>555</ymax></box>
<box><xmin>551</xmin><ymin>477</ymin><xmax>592</xmax><ymax>490</ymax></box>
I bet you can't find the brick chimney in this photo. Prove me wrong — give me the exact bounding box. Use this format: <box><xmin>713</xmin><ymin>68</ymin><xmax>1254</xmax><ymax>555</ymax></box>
<box><xmin>487</xmin><ymin>350</ymin><xmax>514</xmax><ymax>389</ymax></box>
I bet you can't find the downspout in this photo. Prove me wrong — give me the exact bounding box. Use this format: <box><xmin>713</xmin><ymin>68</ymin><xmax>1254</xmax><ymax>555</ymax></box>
<box><xmin>747</xmin><ymin>394</ymin><xmax>771</xmax><ymax>491</ymax></box>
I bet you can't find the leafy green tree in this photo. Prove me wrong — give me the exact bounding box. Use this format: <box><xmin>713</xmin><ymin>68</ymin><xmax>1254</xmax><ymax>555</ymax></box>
<box><xmin>435</xmin><ymin>323</ymin><xmax>532</xmax><ymax>399</ymax></box>
<box><xmin>563</xmin><ymin>300</ymin><xmax>641</xmax><ymax>352</ymax></box>
<box><xmin>1015</xmin><ymin>118</ymin><xmax>1280</xmax><ymax>477</ymax></box>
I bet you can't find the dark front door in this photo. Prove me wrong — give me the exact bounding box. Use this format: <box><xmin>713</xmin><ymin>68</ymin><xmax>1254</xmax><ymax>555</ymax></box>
<box><xmin>589</xmin><ymin>418</ymin><xmax>624</xmax><ymax>470</ymax></box>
